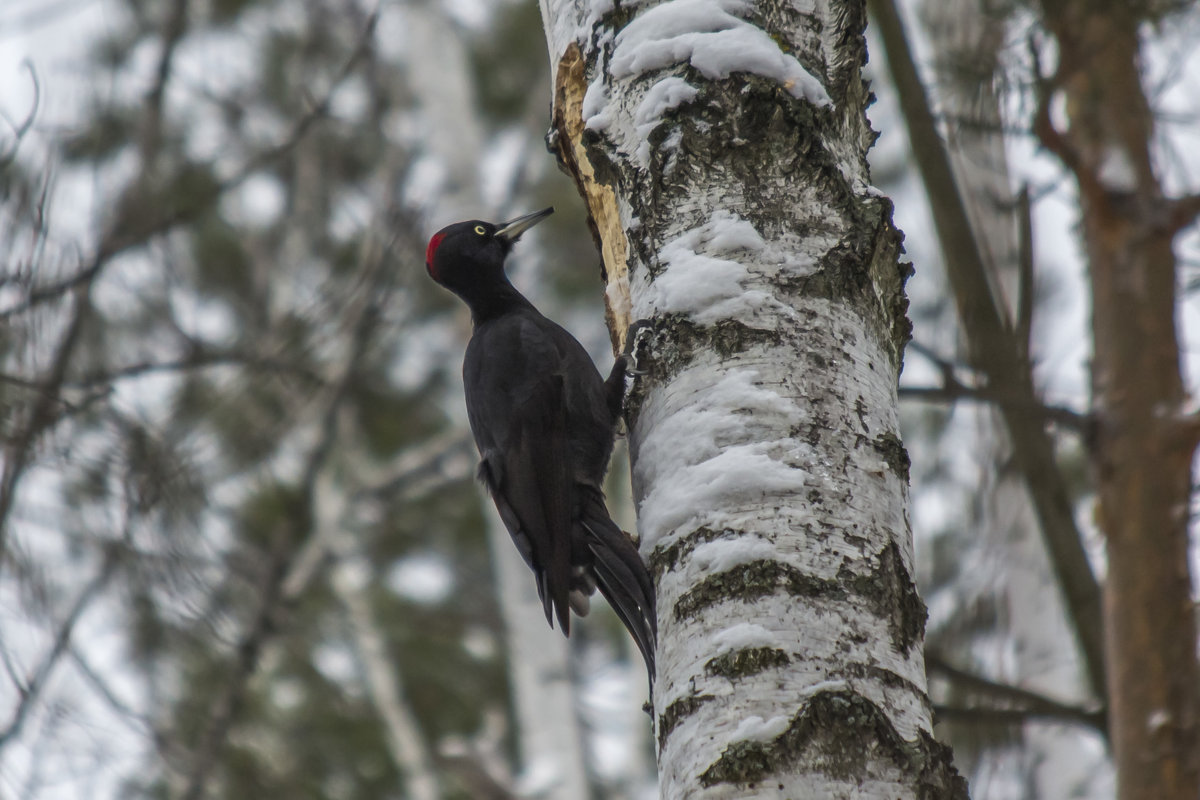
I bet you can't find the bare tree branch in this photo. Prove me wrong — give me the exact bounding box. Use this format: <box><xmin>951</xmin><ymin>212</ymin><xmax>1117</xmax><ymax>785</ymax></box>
<box><xmin>0</xmin><ymin>6</ymin><xmax>380</xmax><ymax>567</ymax></box>
<box><xmin>1168</xmin><ymin>193</ymin><xmax>1200</xmax><ymax>234</ymax></box>
<box><xmin>0</xmin><ymin>284</ymin><xmax>92</xmax><ymax>555</ymax></box>
<box><xmin>332</xmin><ymin>543</ymin><xmax>441</xmax><ymax>800</ymax></box>
<box><xmin>901</xmin><ymin>341</ymin><xmax>1089</xmax><ymax>433</ymax></box>
<box><xmin>0</xmin><ymin>60</ymin><xmax>40</xmax><ymax>166</ymax></box>
<box><xmin>0</xmin><ymin>549</ymin><xmax>119</xmax><ymax>749</ymax></box>
<box><xmin>354</xmin><ymin>429</ymin><xmax>474</xmax><ymax>499</ymax></box>
<box><xmin>1015</xmin><ymin>185</ymin><xmax>1034</xmax><ymax>360</ymax></box>
<box><xmin>902</xmin><ymin>340</ymin><xmax>1089</xmax><ymax>432</ymax></box>
<box><xmin>177</xmin><ymin>533</ymin><xmax>292</xmax><ymax>800</ymax></box>
<box><xmin>933</xmin><ymin>704</ymin><xmax>1102</xmax><ymax>729</ymax></box>
<box><xmin>138</xmin><ymin>0</ymin><xmax>189</xmax><ymax>168</ymax></box>
<box><xmin>0</xmin><ymin>0</ymin><xmax>197</xmax><ymax>551</ymax></box>
<box><xmin>68</xmin><ymin>645</ymin><xmax>154</xmax><ymax>733</ymax></box>
<box><xmin>0</xmin><ymin>9</ymin><xmax>380</xmax><ymax>322</ymax></box>
<box><xmin>928</xmin><ymin>653</ymin><xmax>1107</xmax><ymax>734</ymax></box>
<box><xmin>175</xmin><ymin>76</ymin><xmax>396</xmax><ymax>794</ymax></box>
<box><xmin>0</xmin><ymin>347</ymin><xmax>327</xmax><ymax>397</ymax></box>
<box><xmin>177</xmin><ymin>323</ymin><xmax>375</xmax><ymax>798</ymax></box>
<box><xmin>1029</xmin><ymin>35</ymin><xmax>1084</xmax><ymax>182</ymax></box>
<box><xmin>899</xmin><ymin>384</ymin><xmax>1089</xmax><ymax>432</ymax></box>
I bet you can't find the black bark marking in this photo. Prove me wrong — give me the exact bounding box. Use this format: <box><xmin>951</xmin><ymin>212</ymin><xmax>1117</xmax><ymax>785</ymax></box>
<box><xmin>705</xmin><ymin>647</ymin><xmax>791</xmax><ymax>679</ymax></box>
<box><xmin>648</xmin><ymin>526</ymin><xmax>740</xmax><ymax>582</ymax></box>
<box><xmin>657</xmin><ymin>693</ymin><xmax>716</xmax><ymax>750</ymax></box>
<box><xmin>673</xmin><ymin>559</ymin><xmax>845</xmax><ymax>622</ymax></box>
<box><xmin>699</xmin><ymin>689</ymin><xmax>967</xmax><ymax>798</ymax></box>
<box><xmin>846</xmin><ymin>539</ymin><xmax>926</xmax><ymax>653</ymax></box>
<box><xmin>872</xmin><ymin>430</ymin><xmax>910</xmax><ymax>483</ymax></box>
<box><xmin>854</xmin><ymin>395</ymin><xmax>870</xmax><ymax>433</ymax></box>
<box><xmin>672</xmin><ymin>542</ymin><xmax>926</xmax><ymax>654</ymax></box>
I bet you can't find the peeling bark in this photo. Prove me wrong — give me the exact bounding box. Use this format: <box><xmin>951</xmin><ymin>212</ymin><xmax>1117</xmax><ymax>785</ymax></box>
<box><xmin>552</xmin><ymin>42</ymin><xmax>633</xmax><ymax>352</ymax></box>
<box><xmin>539</xmin><ymin>1</ymin><xmax>966</xmax><ymax>796</ymax></box>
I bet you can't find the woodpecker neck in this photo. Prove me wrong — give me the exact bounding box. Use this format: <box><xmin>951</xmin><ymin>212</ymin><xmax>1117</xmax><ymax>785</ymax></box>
<box><xmin>459</xmin><ymin>277</ymin><xmax>537</xmax><ymax>326</ymax></box>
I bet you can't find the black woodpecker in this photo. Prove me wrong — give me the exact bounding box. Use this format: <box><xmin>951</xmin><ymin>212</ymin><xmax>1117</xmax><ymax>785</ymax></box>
<box><xmin>425</xmin><ymin>207</ymin><xmax>657</xmax><ymax>677</ymax></box>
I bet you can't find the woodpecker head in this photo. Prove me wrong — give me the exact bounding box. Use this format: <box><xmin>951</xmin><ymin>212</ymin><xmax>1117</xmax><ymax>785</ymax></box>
<box><xmin>425</xmin><ymin>207</ymin><xmax>554</xmax><ymax>293</ymax></box>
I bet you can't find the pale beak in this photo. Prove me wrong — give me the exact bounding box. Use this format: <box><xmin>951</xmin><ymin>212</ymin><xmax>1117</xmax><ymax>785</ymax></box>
<box><xmin>494</xmin><ymin>207</ymin><xmax>554</xmax><ymax>243</ymax></box>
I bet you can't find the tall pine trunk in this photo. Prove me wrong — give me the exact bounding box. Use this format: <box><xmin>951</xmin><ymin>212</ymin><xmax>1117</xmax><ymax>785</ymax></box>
<box><xmin>539</xmin><ymin>1</ymin><xmax>965</xmax><ymax>795</ymax></box>
<box><xmin>1035</xmin><ymin>3</ymin><xmax>1200</xmax><ymax>797</ymax></box>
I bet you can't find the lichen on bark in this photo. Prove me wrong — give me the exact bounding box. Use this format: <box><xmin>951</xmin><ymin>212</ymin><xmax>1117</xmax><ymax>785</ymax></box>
<box><xmin>699</xmin><ymin>690</ymin><xmax>967</xmax><ymax>797</ymax></box>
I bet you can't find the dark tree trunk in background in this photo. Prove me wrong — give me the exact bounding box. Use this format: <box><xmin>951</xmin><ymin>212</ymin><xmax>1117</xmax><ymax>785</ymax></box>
<box><xmin>1036</xmin><ymin>4</ymin><xmax>1200</xmax><ymax>798</ymax></box>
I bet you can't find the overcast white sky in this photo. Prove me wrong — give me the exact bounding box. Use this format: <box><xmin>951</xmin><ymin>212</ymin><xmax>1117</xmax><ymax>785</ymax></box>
<box><xmin>4</xmin><ymin>2</ymin><xmax>1200</xmax><ymax>798</ymax></box>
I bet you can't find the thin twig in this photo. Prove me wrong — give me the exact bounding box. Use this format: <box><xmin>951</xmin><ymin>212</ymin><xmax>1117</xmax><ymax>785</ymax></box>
<box><xmin>0</xmin><ymin>551</ymin><xmax>119</xmax><ymax>749</ymax></box>
<box><xmin>68</xmin><ymin>646</ymin><xmax>154</xmax><ymax>733</ymax></box>
<box><xmin>0</xmin><ymin>284</ymin><xmax>92</xmax><ymax>555</ymax></box>
<box><xmin>0</xmin><ymin>10</ymin><xmax>380</xmax><ymax>323</ymax></box>
<box><xmin>933</xmin><ymin>704</ymin><xmax>1103</xmax><ymax>728</ymax></box>
<box><xmin>175</xmin><ymin>55</ymin><xmax>394</xmax><ymax>791</ymax></box>
<box><xmin>177</xmin><ymin>538</ymin><xmax>292</xmax><ymax>800</ymax></box>
<box><xmin>0</xmin><ymin>60</ymin><xmax>40</xmax><ymax>166</ymax></box>
<box><xmin>1015</xmin><ymin>185</ymin><xmax>1034</xmax><ymax>360</ymax></box>
<box><xmin>928</xmin><ymin>653</ymin><xmax>1107</xmax><ymax>734</ymax></box>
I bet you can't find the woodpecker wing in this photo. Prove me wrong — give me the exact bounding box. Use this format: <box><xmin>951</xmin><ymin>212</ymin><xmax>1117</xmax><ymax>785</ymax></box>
<box><xmin>465</xmin><ymin>313</ymin><xmax>576</xmax><ymax>634</ymax></box>
<box><xmin>465</xmin><ymin>310</ymin><xmax>656</xmax><ymax>677</ymax></box>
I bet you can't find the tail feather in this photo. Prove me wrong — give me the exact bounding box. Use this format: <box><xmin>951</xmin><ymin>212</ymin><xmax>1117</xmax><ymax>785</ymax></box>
<box><xmin>579</xmin><ymin>491</ymin><xmax>657</xmax><ymax>678</ymax></box>
<box><xmin>589</xmin><ymin>536</ymin><xmax>657</xmax><ymax>677</ymax></box>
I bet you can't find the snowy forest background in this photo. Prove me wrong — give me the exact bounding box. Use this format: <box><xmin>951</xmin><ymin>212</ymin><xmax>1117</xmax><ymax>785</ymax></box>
<box><xmin>2</xmin><ymin>0</ymin><xmax>1199</xmax><ymax>798</ymax></box>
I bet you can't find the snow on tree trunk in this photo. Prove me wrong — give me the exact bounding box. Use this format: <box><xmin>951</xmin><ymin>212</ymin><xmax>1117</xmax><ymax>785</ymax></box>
<box><xmin>540</xmin><ymin>0</ymin><xmax>966</xmax><ymax>796</ymax></box>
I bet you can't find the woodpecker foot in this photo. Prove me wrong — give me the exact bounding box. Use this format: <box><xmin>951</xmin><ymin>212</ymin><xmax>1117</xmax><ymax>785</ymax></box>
<box><xmin>606</xmin><ymin>320</ymin><xmax>655</xmax><ymax>422</ymax></box>
<box><xmin>623</xmin><ymin>318</ymin><xmax>654</xmax><ymax>374</ymax></box>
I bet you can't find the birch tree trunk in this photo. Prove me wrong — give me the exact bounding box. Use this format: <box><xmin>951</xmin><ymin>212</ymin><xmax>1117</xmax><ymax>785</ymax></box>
<box><xmin>540</xmin><ymin>1</ymin><xmax>966</xmax><ymax>796</ymax></box>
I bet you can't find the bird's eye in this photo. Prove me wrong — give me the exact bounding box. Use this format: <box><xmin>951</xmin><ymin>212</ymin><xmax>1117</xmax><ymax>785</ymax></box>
<box><xmin>474</xmin><ymin>225</ymin><xmax>486</xmax><ymax>236</ymax></box>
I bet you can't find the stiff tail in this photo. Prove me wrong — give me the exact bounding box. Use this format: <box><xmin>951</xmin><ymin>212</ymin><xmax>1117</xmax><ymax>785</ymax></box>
<box><xmin>579</xmin><ymin>490</ymin><xmax>657</xmax><ymax>679</ymax></box>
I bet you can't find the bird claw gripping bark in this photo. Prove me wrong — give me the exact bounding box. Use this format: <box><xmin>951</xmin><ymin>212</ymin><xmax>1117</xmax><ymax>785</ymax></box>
<box><xmin>605</xmin><ymin>319</ymin><xmax>654</xmax><ymax>423</ymax></box>
<box><xmin>622</xmin><ymin>318</ymin><xmax>655</xmax><ymax>376</ymax></box>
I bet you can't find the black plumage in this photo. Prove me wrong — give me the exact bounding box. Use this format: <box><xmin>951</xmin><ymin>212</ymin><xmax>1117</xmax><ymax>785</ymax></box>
<box><xmin>425</xmin><ymin>208</ymin><xmax>656</xmax><ymax>676</ymax></box>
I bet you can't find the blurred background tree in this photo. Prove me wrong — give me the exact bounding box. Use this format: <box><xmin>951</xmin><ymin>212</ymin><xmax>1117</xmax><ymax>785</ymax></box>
<box><xmin>2</xmin><ymin>0</ymin><xmax>1199</xmax><ymax>798</ymax></box>
<box><xmin>0</xmin><ymin>2</ymin><xmax>635</xmax><ymax>798</ymax></box>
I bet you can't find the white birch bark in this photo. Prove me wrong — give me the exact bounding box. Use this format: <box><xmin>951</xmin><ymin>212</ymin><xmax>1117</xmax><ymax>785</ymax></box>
<box><xmin>540</xmin><ymin>0</ymin><xmax>965</xmax><ymax>796</ymax></box>
<box><xmin>917</xmin><ymin>2</ymin><xmax>1110</xmax><ymax>797</ymax></box>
